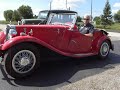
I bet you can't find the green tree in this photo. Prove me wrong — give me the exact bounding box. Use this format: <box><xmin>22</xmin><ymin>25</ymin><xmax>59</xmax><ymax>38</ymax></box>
<box><xmin>101</xmin><ymin>0</ymin><xmax>112</xmax><ymax>27</ymax></box>
<box><xmin>18</xmin><ymin>5</ymin><xmax>33</xmax><ymax>19</ymax></box>
<box><xmin>114</xmin><ymin>10</ymin><xmax>120</xmax><ymax>23</ymax></box>
<box><xmin>12</xmin><ymin>10</ymin><xmax>20</xmax><ymax>21</ymax></box>
<box><xmin>4</xmin><ymin>10</ymin><xmax>13</xmax><ymax>21</ymax></box>
<box><xmin>76</xmin><ymin>16</ymin><xmax>82</xmax><ymax>22</ymax></box>
<box><xmin>93</xmin><ymin>16</ymin><xmax>101</xmax><ymax>25</ymax></box>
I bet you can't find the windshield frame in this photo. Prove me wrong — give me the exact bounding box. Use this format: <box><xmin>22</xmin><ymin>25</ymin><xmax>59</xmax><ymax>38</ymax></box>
<box><xmin>47</xmin><ymin>13</ymin><xmax>78</xmax><ymax>29</ymax></box>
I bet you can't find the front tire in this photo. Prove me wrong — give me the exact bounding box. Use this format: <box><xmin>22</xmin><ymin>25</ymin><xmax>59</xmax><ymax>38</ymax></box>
<box><xmin>3</xmin><ymin>43</ymin><xmax>40</xmax><ymax>79</ymax></box>
<box><xmin>98</xmin><ymin>41</ymin><xmax>110</xmax><ymax>59</ymax></box>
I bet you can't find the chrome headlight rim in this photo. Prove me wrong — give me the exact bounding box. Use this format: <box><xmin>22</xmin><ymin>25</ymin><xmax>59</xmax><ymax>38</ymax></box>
<box><xmin>5</xmin><ymin>24</ymin><xmax>17</xmax><ymax>40</ymax></box>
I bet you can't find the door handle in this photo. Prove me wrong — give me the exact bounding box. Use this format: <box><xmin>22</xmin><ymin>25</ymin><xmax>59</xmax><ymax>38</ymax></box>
<box><xmin>57</xmin><ymin>29</ymin><xmax>60</xmax><ymax>34</ymax></box>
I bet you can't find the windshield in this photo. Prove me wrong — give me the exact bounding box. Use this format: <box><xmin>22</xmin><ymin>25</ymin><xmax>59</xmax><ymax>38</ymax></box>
<box><xmin>47</xmin><ymin>13</ymin><xmax>77</xmax><ymax>26</ymax></box>
<box><xmin>38</xmin><ymin>11</ymin><xmax>48</xmax><ymax>19</ymax></box>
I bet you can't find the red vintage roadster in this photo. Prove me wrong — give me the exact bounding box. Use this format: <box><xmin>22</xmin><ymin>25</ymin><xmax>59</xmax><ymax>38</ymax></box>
<box><xmin>0</xmin><ymin>10</ymin><xmax>113</xmax><ymax>78</ymax></box>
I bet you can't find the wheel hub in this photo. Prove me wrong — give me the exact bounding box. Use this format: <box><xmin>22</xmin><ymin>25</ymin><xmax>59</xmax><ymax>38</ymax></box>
<box><xmin>12</xmin><ymin>50</ymin><xmax>36</xmax><ymax>74</ymax></box>
<box><xmin>20</xmin><ymin>57</ymin><xmax>30</xmax><ymax>66</ymax></box>
<box><xmin>103</xmin><ymin>46</ymin><xmax>108</xmax><ymax>53</ymax></box>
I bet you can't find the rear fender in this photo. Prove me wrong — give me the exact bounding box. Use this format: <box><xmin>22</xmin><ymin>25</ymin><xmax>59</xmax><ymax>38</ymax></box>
<box><xmin>96</xmin><ymin>36</ymin><xmax>113</xmax><ymax>52</ymax></box>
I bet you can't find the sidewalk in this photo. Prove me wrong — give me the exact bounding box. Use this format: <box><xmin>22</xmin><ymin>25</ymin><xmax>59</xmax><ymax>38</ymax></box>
<box><xmin>108</xmin><ymin>32</ymin><xmax>120</xmax><ymax>37</ymax></box>
<box><xmin>0</xmin><ymin>24</ymin><xmax>6</xmax><ymax>30</ymax></box>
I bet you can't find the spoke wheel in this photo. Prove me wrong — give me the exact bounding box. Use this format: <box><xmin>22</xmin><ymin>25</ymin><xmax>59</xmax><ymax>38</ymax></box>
<box><xmin>3</xmin><ymin>43</ymin><xmax>40</xmax><ymax>79</ymax></box>
<box><xmin>12</xmin><ymin>50</ymin><xmax>36</xmax><ymax>74</ymax></box>
<box><xmin>98</xmin><ymin>41</ymin><xmax>110</xmax><ymax>59</ymax></box>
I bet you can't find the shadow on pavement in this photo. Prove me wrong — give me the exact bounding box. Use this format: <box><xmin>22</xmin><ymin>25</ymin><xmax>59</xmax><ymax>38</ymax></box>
<box><xmin>13</xmin><ymin>52</ymin><xmax>120</xmax><ymax>87</ymax></box>
<box><xmin>0</xmin><ymin>40</ymin><xmax>120</xmax><ymax>88</ymax></box>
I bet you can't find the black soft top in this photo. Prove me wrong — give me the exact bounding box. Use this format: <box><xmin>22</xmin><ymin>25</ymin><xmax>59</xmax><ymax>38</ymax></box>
<box><xmin>40</xmin><ymin>10</ymin><xmax>77</xmax><ymax>14</ymax></box>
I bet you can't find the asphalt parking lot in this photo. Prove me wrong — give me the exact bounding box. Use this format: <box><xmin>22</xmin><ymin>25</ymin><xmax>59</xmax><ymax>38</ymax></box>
<box><xmin>0</xmin><ymin>25</ymin><xmax>120</xmax><ymax>90</ymax></box>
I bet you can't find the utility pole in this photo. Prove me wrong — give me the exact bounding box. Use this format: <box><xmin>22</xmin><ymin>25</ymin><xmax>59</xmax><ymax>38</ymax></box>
<box><xmin>66</xmin><ymin>0</ymin><xmax>67</xmax><ymax>10</ymax></box>
<box><xmin>50</xmin><ymin>0</ymin><xmax>52</xmax><ymax>10</ymax></box>
<box><xmin>91</xmin><ymin>0</ymin><xmax>93</xmax><ymax>22</ymax></box>
<box><xmin>68</xmin><ymin>7</ymin><xmax>70</xmax><ymax>10</ymax></box>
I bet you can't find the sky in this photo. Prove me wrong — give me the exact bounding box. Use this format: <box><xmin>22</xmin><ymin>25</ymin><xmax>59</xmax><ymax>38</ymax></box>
<box><xmin>0</xmin><ymin>0</ymin><xmax>120</xmax><ymax>20</ymax></box>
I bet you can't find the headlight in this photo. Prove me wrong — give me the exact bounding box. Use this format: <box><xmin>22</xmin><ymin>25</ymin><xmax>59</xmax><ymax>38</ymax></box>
<box><xmin>7</xmin><ymin>29</ymin><xmax>17</xmax><ymax>40</ymax></box>
<box><xmin>9</xmin><ymin>29</ymin><xmax>17</xmax><ymax>35</ymax></box>
<box><xmin>5</xmin><ymin>24</ymin><xmax>17</xmax><ymax>40</ymax></box>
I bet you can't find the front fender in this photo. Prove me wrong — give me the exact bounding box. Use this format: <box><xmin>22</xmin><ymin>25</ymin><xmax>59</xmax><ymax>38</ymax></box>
<box><xmin>0</xmin><ymin>35</ymin><xmax>78</xmax><ymax>58</ymax></box>
<box><xmin>0</xmin><ymin>31</ymin><xmax>6</xmax><ymax>44</ymax></box>
<box><xmin>1</xmin><ymin>36</ymin><xmax>48</xmax><ymax>50</ymax></box>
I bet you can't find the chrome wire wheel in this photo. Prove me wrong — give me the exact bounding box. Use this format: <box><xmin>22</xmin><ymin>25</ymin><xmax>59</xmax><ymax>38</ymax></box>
<box><xmin>100</xmin><ymin>42</ymin><xmax>110</xmax><ymax>57</ymax></box>
<box><xmin>12</xmin><ymin>50</ymin><xmax>36</xmax><ymax>74</ymax></box>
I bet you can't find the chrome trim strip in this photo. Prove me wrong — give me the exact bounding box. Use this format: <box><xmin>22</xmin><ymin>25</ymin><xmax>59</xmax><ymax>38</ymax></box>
<box><xmin>73</xmin><ymin>53</ymin><xmax>94</xmax><ymax>57</ymax></box>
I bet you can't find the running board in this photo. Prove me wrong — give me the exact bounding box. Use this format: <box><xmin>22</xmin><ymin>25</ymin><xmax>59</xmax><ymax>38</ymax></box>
<box><xmin>71</xmin><ymin>53</ymin><xmax>97</xmax><ymax>58</ymax></box>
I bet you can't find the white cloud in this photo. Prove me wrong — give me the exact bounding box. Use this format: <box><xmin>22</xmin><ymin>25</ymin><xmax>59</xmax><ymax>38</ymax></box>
<box><xmin>113</xmin><ymin>2</ymin><xmax>120</xmax><ymax>8</ymax></box>
<box><xmin>0</xmin><ymin>2</ymin><xmax>14</xmax><ymax>20</ymax></box>
<box><xmin>68</xmin><ymin>0</ymin><xmax>85</xmax><ymax>3</ymax></box>
<box><xmin>83</xmin><ymin>12</ymin><xmax>102</xmax><ymax>18</ymax></box>
<box><xmin>51</xmin><ymin>0</ymin><xmax>86</xmax><ymax>10</ymax></box>
<box><xmin>0</xmin><ymin>1</ymin><xmax>23</xmax><ymax>20</ymax></box>
<box><xmin>112</xmin><ymin>2</ymin><xmax>120</xmax><ymax>14</ymax></box>
<box><xmin>32</xmin><ymin>8</ymin><xmax>42</xmax><ymax>15</ymax></box>
<box><xmin>0</xmin><ymin>0</ymin><xmax>86</xmax><ymax>20</ymax></box>
<box><xmin>52</xmin><ymin>0</ymin><xmax>66</xmax><ymax>9</ymax></box>
<box><xmin>112</xmin><ymin>9</ymin><xmax>119</xmax><ymax>14</ymax></box>
<box><xmin>0</xmin><ymin>11</ymin><xmax>4</xmax><ymax>20</ymax></box>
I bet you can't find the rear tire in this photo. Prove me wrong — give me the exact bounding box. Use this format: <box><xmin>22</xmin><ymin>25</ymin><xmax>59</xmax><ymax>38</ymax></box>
<box><xmin>98</xmin><ymin>40</ymin><xmax>110</xmax><ymax>59</ymax></box>
<box><xmin>3</xmin><ymin>43</ymin><xmax>40</xmax><ymax>79</ymax></box>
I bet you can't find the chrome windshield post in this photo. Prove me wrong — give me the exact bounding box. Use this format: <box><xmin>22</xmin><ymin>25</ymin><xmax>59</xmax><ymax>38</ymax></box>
<box><xmin>68</xmin><ymin>13</ymin><xmax>78</xmax><ymax>31</ymax></box>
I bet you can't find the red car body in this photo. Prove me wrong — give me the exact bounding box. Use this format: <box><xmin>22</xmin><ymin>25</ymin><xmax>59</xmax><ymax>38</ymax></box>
<box><xmin>0</xmin><ymin>10</ymin><xmax>113</xmax><ymax>78</ymax></box>
<box><xmin>0</xmin><ymin>25</ymin><xmax>113</xmax><ymax>57</ymax></box>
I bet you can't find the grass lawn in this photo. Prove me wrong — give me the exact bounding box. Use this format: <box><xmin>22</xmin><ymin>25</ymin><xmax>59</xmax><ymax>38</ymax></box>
<box><xmin>95</xmin><ymin>23</ymin><xmax>120</xmax><ymax>32</ymax></box>
<box><xmin>0</xmin><ymin>20</ymin><xmax>17</xmax><ymax>25</ymax></box>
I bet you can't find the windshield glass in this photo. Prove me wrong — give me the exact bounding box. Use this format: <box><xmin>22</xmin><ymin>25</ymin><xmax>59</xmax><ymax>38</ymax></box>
<box><xmin>47</xmin><ymin>13</ymin><xmax>77</xmax><ymax>26</ymax></box>
<box><xmin>38</xmin><ymin>11</ymin><xmax>48</xmax><ymax>19</ymax></box>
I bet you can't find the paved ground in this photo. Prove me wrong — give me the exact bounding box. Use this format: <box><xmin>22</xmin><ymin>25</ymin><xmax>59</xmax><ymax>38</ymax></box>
<box><xmin>0</xmin><ymin>24</ymin><xmax>6</xmax><ymax>30</ymax></box>
<box><xmin>0</xmin><ymin>24</ymin><xmax>120</xmax><ymax>90</ymax></box>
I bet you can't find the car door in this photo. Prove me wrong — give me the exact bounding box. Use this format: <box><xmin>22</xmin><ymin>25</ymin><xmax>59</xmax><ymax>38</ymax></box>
<box><xmin>54</xmin><ymin>26</ymin><xmax>70</xmax><ymax>51</ymax></box>
<box><xmin>49</xmin><ymin>26</ymin><xmax>64</xmax><ymax>47</ymax></box>
<box><xmin>68</xmin><ymin>30</ymin><xmax>93</xmax><ymax>53</ymax></box>
<box><xmin>56</xmin><ymin>28</ymin><xmax>72</xmax><ymax>52</ymax></box>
